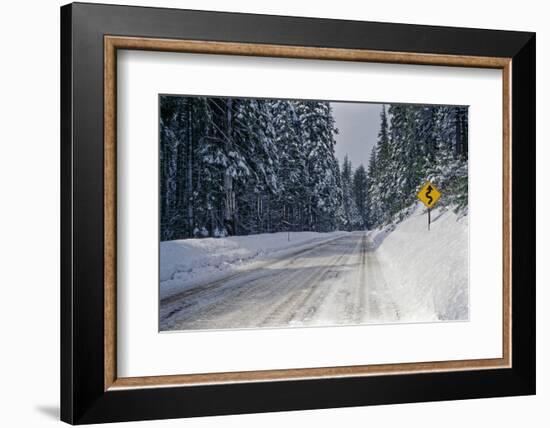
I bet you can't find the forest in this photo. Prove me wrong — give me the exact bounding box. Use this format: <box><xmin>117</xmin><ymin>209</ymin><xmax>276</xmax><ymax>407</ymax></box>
<box><xmin>160</xmin><ymin>95</ymin><xmax>468</xmax><ymax>241</ymax></box>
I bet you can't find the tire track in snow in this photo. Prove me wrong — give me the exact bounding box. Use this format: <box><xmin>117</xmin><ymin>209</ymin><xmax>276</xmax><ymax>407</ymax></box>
<box><xmin>160</xmin><ymin>234</ymin><xmax>349</xmax><ymax>307</ymax></box>
<box><xmin>162</xmin><ymin>234</ymin><xmax>360</xmax><ymax>329</ymax></box>
<box><xmin>161</xmin><ymin>232</ymin><xmax>401</xmax><ymax>331</ymax></box>
<box><xmin>260</xmin><ymin>235</ymin><xmax>362</xmax><ymax>327</ymax></box>
<box><xmin>350</xmin><ymin>233</ymin><xmax>369</xmax><ymax>324</ymax></box>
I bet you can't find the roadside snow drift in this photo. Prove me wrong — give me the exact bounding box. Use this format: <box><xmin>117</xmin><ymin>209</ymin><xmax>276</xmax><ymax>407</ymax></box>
<box><xmin>160</xmin><ymin>204</ymin><xmax>468</xmax><ymax>329</ymax></box>
<box><xmin>373</xmin><ymin>204</ymin><xmax>468</xmax><ymax>322</ymax></box>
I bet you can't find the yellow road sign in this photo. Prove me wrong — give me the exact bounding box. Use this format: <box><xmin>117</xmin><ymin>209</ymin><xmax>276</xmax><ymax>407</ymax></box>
<box><xmin>417</xmin><ymin>181</ymin><xmax>441</xmax><ymax>209</ymax></box>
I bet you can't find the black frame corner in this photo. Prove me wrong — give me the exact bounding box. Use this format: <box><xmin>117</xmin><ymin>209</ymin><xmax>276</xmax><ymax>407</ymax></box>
<box><xmin>61</xmin><ymin>2</ymin><xmax>535</xmax><ymax>424</ymax></box>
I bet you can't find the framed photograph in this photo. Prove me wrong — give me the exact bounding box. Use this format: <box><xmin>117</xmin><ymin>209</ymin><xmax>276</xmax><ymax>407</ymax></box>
<box><xmin>61</xmin><ymin>2</ymin><xmax>535</xmax><ymax>424</ymax></box>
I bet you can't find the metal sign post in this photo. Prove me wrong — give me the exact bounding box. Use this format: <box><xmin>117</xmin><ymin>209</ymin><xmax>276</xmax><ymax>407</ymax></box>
<box><xmin>417</xmin><ymin>181</ymin><xmax>441</xmax><ymax>230</ymax></box>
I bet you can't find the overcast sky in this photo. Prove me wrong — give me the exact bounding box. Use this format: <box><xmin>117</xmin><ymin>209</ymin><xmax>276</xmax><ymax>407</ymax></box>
<box><xmin>331</xmin><ymin>102</ymin><xmax>384</xmax><ymax>169</ymax></box>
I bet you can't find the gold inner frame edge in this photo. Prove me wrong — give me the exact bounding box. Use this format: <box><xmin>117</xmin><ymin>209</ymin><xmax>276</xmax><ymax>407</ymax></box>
<box><xmin>104</xmin><ymin>35</ymin><xmax>512</xmax><ymax>391</ymax></box>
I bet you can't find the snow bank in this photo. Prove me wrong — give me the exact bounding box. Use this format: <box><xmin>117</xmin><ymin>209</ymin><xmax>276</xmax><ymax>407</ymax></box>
<box><xmin>373</xmin><ymin>203</ymin><xmax>468</xmax><ymax>321</ymax></box>
<box><xmin>161</xmin><ymin>231</ymin><xmax>348</xmax><ymax>299</ymax></box>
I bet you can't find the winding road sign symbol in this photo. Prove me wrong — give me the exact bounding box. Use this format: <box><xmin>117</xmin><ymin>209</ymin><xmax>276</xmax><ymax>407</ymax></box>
<box><xmin>417</xmin><ymin>181</ymin><xmax>441</xmax><ymax>209</ymax></box>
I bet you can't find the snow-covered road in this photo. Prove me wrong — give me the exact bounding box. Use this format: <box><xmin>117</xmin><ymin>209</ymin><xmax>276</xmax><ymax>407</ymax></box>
<box><xmin>160</xmin><ymin>232</ymin><xmax>400</xmax><ymax>331</ymax></box>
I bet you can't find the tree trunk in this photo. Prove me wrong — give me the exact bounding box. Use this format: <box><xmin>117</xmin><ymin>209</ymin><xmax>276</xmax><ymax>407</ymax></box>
<box><xmin>460</xmin><ymin>110</ymin><xmax>468</xmax><ymax>158</ymax></box>
<box><xmin>175</xmin><ymin>123</ymin><xmax>185</xmax><ymax>237</ymax></box>
<box><xmin>223</xmin><ymin>98</ymin><xmax>236</xmax><ymax>235</ymax></box>
<box><xmin>455</xmin><ymin>109</ymin><xmax>462</xmax><ymax>157</ymax></box>
<box><xmin>187</xmin><ymin>102</ymin><xmax>194</xmax><ymax>237</ymax></box>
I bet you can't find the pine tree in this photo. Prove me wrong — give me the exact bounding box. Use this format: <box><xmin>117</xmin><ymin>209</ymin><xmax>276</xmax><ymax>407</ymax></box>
<box><xmin>232</xmin><ymin>98</ymin><xmax>279</xmax><ymax>234</ymax></box>
<box><xmin>365</xmin><ymin>149</ymin><xmax>378</xmax><ymax>227</ymax></box>
<box><xmin>352</xmin><ymin>164</ymin><xmax>368</xmax><ymax>229</ymax></box>
<box><xmin>366</xmin><ymin>103</ymin><xmax>468</xmax><ymax>228</ymax></box>
<box><xmin>425</xmin><ymin>106</ymin><xmax>468</xmax><ymax>211</ymax></box>
<box><xmin>340</xmin><ymin>155</ymin><xmax>361</xmax><ymax>231</ymax></box>
<box><xmin>160</xmin><ymin>96</ymin><xmax>468</xmax><ymax>240</ymax></box>
<box><xmin>367</xmin><ymin>105</ymin><xmax>391</xmax><ymax>226</ymax></box>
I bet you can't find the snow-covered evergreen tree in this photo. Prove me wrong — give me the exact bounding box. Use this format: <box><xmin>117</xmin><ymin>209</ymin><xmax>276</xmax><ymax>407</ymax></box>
<box><xmin>160</xmin><ymin>96</ymin><xmax>345</xmax><ymax>240</ymax></box>
<box><xmin>339</xmin><ymin>155</ymin><xmax>362</xmax><ymax>231</ymax></box>
<box><xmin>301</xmin><ymin>101</ymin><xmax>342</xmax><ymax>232</ymax></box>
<box><xmin>367</xmin><ymin>105</ymin><xmax>391</xmax><ymax>226</ymax></box>
<box><xmin>352</xmin><ymin>164</ymin><xmax>368</xmax><ymax>229</ymax></box>
<box><xmin>160</xmin><ymin>95</ymin><xmax>468</xmax><ymax>240</ymax></box>
<box><xmin>425</xmin><ymin>106</ymin><xmax>468</xmax><ymax>211</ymax></box>
<box><xmin>366</xmin><ymin>104</ymin><xmax>468</xmax><ymax>228</ymax></box>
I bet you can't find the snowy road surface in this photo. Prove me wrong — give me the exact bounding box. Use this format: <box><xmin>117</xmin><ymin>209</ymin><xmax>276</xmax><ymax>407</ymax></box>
<box><xmin>160</xmin><ymin>232</ymin><xmax>401</xmax><ymax>331</ymax></box>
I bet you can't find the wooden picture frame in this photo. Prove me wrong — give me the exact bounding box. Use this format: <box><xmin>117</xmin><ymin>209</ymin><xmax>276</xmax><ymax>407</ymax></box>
<box><xmin>61</xmin><ymin>2</ymin><xmax>535</xmax><ymax>424</ymax></box>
